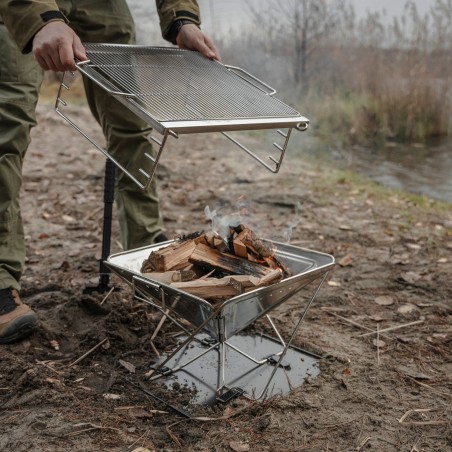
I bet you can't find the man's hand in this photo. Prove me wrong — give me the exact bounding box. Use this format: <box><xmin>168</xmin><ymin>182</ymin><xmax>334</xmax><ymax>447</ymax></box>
<box><xmin>32</xmin><ymin>21</ymin><xmax>87</xmax><ymax>71</ymax></box>
<box><xmin>176</xmin><ymin>24</ymin><xmax>220</xmax><ymax>61</ymax></box>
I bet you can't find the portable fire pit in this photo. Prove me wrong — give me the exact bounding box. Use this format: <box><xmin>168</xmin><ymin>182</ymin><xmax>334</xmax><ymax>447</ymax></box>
<box><xmin>106</xmin><ymin>239</ymin><xmax>334</xmax><ymax>404</ymax></box>
<box><xmin>54</xmin><ymin>44</ymin><xmax>333</xmax><ymax>404</ymax></box>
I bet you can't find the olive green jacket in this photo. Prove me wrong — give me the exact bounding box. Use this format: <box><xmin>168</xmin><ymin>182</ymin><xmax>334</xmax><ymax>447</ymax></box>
<box><xmin>0</xmin><ymin>0</ymin><xmax>201</xmax><ymax>53</ymax></box>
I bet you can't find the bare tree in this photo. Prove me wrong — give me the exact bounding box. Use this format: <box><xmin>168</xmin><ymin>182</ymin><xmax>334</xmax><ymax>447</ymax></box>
<box><xmin>248</xmin><ymin>0</ymin><xmax>354</xmax><ymax>87</ymax></box>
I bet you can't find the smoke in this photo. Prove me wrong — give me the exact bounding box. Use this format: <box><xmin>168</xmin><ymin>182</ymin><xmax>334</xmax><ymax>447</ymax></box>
<box><xmin>280</xmin><ymin>201</ymin><xmax>302</xmax><ymax>243</ymax></box>
<box><xmin>204</xmin><ymin>203</ymin><xmax>247</xmax><ymax>239</ymax></box>
<box><xmin>205</xmin><ymin>199</ymin><xmax>303</xmax><ymax>244</ymax></box>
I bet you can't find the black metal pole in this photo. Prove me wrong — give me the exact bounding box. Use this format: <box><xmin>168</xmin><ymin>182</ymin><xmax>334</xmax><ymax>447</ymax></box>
<box><xmin>84</xmin><ymin>158</ymin><xmax>116</xmax><ymax>294</ymax></box>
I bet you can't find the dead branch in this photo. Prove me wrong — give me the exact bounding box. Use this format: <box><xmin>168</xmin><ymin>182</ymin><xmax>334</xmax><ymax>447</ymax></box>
<box><xmin>359</xmin><ymin>320</ymin><xmax>424</xmax><ymax>337</ymax></box>
<box><xmin>68</xmin><ymin>338</ymin><xmax>108</xmax><ymax>367</ymax></box>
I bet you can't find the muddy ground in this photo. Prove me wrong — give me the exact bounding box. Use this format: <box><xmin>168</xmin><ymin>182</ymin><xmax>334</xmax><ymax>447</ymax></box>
<box><xmin>1</xmin><ymin>93</ymin><xmax>451</xmax><ymax>452</ymax></box>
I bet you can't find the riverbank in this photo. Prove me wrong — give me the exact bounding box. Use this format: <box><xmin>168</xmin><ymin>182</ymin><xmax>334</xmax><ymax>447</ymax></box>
<box><xmin>1</xmin><ymin>101</ymin><xmax>451</xmax><ymax>451</ymax></box>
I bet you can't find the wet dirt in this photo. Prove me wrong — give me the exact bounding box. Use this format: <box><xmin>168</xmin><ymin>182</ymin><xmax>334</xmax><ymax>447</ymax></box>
<box><xmin>1</xmin><ymin>98</ymin><xmax>451</xmax><ymax>451</ymax></box>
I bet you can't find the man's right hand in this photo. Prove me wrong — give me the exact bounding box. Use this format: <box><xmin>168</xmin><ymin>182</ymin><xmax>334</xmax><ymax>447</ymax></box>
<box><xmin>32</xmin><ymin>21</ymin><xmax>87</xmax><ymax>72</ymax></box>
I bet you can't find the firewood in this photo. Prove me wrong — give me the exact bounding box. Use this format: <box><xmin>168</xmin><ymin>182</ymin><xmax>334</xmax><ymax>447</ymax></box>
<box><xmin>230</xmin><ymin>224</ymin><xmax>291</xmax><ymax>276</ymax></box>
<box><xmin>232</xmin><ymin>232</ymin><xmax>248</xmax><ymax>258</ymax></box>
<box><xmin>171</xmin><ymin>274</ymin><xmax>262</xmax><ymax>300</ymax></box>
<box><xmin>141</xmin><ymin>240</ymin><xmax>195</xmax><ymax>272</ymax></box>
<box><xmin>256</xmin><ymin>268</ymin><xmax>283</xmax><ymax>286</ymax></box>
<box><xmin>189</xmin><ymin>243</ymin><xmax>274</xmax><ymax>278</ymax></box>
<box><xmin>143</xmin><ymin>269</ymin><xmax>198</xmax><ymax>285</ymax></box>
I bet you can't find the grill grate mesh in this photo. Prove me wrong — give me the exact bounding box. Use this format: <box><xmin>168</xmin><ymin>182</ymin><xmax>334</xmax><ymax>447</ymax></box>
<box><xmin>84</xmin><ymin>45</ymin><xmax>300</xmax><ymax>122</ymax></box>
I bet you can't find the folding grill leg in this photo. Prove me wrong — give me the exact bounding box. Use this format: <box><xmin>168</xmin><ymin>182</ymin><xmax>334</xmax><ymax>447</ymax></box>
<box><xmin>255</xmin><ymin>271</ymin><xmax>330</xmax><ymax>399</ymax></box>
<box><xmin>84</xmin><ymin>158</ymin><xmax>116</xmax><ymax>294</ymax></box>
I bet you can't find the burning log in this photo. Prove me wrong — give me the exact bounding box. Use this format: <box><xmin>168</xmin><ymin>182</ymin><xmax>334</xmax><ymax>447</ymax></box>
<box><xmin>229</xmin><ymin>224</ymin><xmax>291</xmax><ymax>276</ymax></box>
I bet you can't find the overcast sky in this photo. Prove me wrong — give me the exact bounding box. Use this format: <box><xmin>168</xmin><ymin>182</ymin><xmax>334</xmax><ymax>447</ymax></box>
<box><xmin>130</xmin><ymin>0</ymin><xmax>436</xmax><ymax>44</ymax></box>
<box><xmin>195</xmin><ymin>0</ymin><xmax>434</xmax><ymax>37</ymax></box>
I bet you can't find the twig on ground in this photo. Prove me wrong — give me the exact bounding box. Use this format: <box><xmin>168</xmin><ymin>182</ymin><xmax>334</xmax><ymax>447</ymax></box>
<box><xmin>377</xmin><ymin>324</ymin><xmax>380</xmax><ymax>366</ymax></box>
<box><xmin>149</xmin><ymin>341</ymin><xmax>160</xmax><ymax>357</ymax></box>
<box><xmin>65</xmin><ymin>423</ymin><xmax>120</xmax><ymax>437</ymax></box>
<box><xmin>68</xmin><ymin>338</ymin><xmax>108</xmax><ymax>367</ymax></box>
<box><xmin>83</xmin><ymin>205</ymin><xmax>103</xmax><ymax>222</ymax></box>
<box><xmin>127</xmin><ymin>428</ymin><xmax>150</xmax><ymax>450</ymax></box>
<box><xmin>321</xmin><ymin>308</ymin><xmax>391</xmax><ymax>340</ymax></box>
<box><xmin>356</xmin><ymin>436</ymin><xmax>372</xmax><ymax>451</ymax></box>
<box><xmin>359</xmin><ymin>320</ymin><xmax>424</xmax><ymax>337</ymax></box>
<box><xmin>99</xmin><ymin>287</ymin><xmax>115</xmax><ymax>305</ymax></box>
<box><xmin>398</xmin><ymin>408</ymin><xmax>451</xmax><ymax>426</ymax></box>
<box><xmin>404</xmin><ymin>375</ymin><xmax>452</xmax><ymax>399</ymax></box>
<box><xmin>35</xmin><ymin>360</ymin><xmax>63</xmax><ymax>374</ymax></box>
<box><xmin>165</xmin><ymin>425</ymin><xmax>182</xmax><ymax>447</ymax></box>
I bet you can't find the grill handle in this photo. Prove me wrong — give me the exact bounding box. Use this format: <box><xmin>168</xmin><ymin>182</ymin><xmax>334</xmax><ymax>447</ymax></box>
<box><xmin>55</xmin><ymin>71</ymin><xmax>168</xmax><ymax>191</ymax></box>
<box><xmin>224</xmin><ymin>65</ymin><xmax>277</xmax><ymax>96</ymax></box>
<box><xmin>76</xmin><ymin>59</ymin><xmax>138</xmax><ymax>98</ymax></box>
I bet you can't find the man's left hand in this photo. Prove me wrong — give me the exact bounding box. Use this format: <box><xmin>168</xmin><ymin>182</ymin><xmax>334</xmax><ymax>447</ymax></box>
<box><xmin>176</xmin><ymin>24</ymin><xmax>220</xmax><ymax>61</ymax></box>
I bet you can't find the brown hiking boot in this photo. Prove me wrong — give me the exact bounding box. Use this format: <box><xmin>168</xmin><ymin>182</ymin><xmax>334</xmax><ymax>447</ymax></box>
<box><xmin>0</xmin><ymin>289</ymin><xmax>38</xmax><ymax>344</ymax></box>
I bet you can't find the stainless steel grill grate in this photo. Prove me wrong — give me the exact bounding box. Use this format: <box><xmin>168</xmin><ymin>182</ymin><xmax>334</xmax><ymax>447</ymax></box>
<box><xmin>83</xmin><ymin>44</ymin><xmax>300</xmax><ymax>123</ymax></box>
<box><xmin>56</xmin><ymin>44</ymin><xmax>310</xmax><ymax>189</ymax></box>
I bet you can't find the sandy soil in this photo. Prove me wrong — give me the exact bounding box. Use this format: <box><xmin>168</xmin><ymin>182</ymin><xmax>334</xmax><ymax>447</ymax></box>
<box><xmin>0</xmin><ymin>98</ymin><xmax>451</xmax><ymax>452</ymax></box>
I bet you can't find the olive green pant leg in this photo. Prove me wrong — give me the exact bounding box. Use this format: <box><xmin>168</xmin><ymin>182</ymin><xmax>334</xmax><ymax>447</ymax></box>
<box><xmin>0</xmin><ymin>24</ymin><xmax>43</xmax><ymax>291</ymax></box>
<box><xmin>68</xmin><ymin>0</ymin><xmax>164</xmax><ymax>250</ymax></box>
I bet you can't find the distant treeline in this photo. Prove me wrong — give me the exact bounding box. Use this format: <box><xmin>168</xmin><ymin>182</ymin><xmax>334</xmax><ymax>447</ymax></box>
<box><xmin>219</xmin><ymin>0</ymin><xmax>452</xmax><ymax>144</ymax></box>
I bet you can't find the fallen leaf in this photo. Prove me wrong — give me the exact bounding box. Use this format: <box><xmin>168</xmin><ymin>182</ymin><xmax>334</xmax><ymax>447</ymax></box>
<box><xmin>128</xmin><ymin>408</ymin><xmax>153</xmax><ymax>419</ymax></box>
<box><xmin>342</xmin><ymin>368</ymin><xmax>351</xmax><ymax>376</ymax></box>
<box><xmin>103</xmin><ymin>393</ymin><xmax>121</xmax><ymax>400</ymax></box>
<box><xmin>373</xmin><ymin>339</ymin><xmax>386</xmax><ymax>348</ymax></box>
<box><xmin>62</xmin><ymin>214</ymin><xmax>76</xmax><ymax>222</ymax></box>
<box><xmin>400</xmin><ymin>272</ymin><xmax>421</xmax><ymax>284</ymax></box>
<box><xmin>50</xmin><ymin>339</ymin><xmax>60</xmax><ymax>351</ymax></box>
<box><xmin>327</xmin><ymin>280</ymin><xmax>341</xmax><ymax>287</ymax></box>
<box><xmin>369</xmin><ymin>314</ymin><xmax>384</xmax><ymax>322</ymax></box>
<box><xmin>119</xmin><ymin>359</ymin><xmax>136</xmax><ymax>373</ymax></box>
<box><xmin>397</xmin><ymin>303</ymin><xmax>418</xmax><ymax>315</ymax></box>
<box><xmin>229</xmin><ymin>441</ymin><xmax>249</xmax><ymax>452</ymax></box>
<box><xmin>46</xmin><ymin>377</ymin><xmax>59</xmax><ymax>384</ymax></box>
<box><xmin>374</xmin><ymin>295</ymin><xmax>394</xmax><ymax>306</ymax></box>
<box><xmin>38</xmin><ymin>233</ymin><xmax>50</xmax><ymax>240</ymax></box>
<box><xmin>432</xmin><ymin>333</ymin><xmax>447</xmax><ymax>339</ymax></box>
<box><xmin>338</xmin><ymin>254</ymin><xmax>353</xmax><ymax>267</ymax></box>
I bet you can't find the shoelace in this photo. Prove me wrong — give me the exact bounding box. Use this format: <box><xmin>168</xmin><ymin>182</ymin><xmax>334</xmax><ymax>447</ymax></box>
<box><xmin>0</xmin><ymin>289</ymin><xmax>18</xmax><ymax>315</ymax></box>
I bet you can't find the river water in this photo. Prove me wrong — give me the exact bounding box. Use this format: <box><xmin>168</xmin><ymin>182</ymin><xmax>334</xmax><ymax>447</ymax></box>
<box><xmin>127</xmin><ymin>1</ymin><xmax>451</xmax><ymax>204</ymax></box>
<box><xmin>343</xmin><ymin>141</ymin><xmax>452</xmax><ymax>203</ymax></box>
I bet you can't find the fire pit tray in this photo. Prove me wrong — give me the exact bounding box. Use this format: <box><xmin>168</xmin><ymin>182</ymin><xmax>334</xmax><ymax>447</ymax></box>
<box><xmin>106</xmin><ymin>240</ymin><xmax>334</xmax><ymax>341</ymax></box>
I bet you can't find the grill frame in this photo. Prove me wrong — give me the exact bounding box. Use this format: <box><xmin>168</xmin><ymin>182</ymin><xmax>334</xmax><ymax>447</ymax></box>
<box><xmin>55</xmin><ymin>44</ymin><xmax>310</xmax><ymax>190</ymax></box>
<box><xmin>77</xmin><ymin>44</ymin><xmax>308</xmax><ymax>134</ymax></box>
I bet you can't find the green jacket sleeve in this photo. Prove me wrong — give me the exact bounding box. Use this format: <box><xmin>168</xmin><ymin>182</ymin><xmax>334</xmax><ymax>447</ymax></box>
<box><xmin>156</xmin><ymin>0</ymin><xmax>201</xmax><ymax>40</ymax></box>
<box><xmin>0</xmin><ymin>0</ymin><xmax>68</xmax><ymax>53</ymax></box>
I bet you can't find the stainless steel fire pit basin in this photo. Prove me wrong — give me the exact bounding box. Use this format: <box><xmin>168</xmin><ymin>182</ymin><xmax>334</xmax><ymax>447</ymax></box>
<box><xmin>105</xmin><ymin>240</ymin><xmax>334</xmax><ymax>341</ymax></box>
<box><xmin>106</xmin><ymin>240</ymin><xmax>333</xmax><ymax>403</ymax></box>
